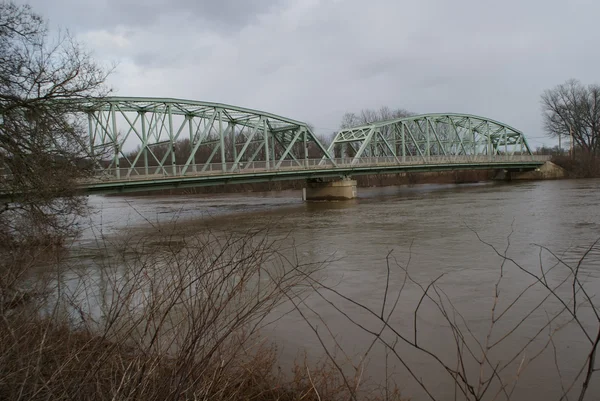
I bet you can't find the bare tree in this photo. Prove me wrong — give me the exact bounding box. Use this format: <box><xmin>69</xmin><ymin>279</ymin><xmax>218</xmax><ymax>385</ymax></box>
<box><xmin>340</xmin><ymin>107</ymin><xmax>414</xmax><ymax>129</ymax></box>
<box><xmin>290</xmin><ymin>231</ymin><xmax>600</xmax><ymax>400</ymax></box>
<box><xmin>0</xmin><ymin>2</ymin><xmax>110</xmax><ymax>247</ymax></box>
<box><xmin>541</xmin><ymin>79</ymin><xmax>600</xmax><ymax>157</ymax></box>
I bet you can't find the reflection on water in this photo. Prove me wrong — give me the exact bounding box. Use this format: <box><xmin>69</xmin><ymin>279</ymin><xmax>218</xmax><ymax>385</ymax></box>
<box><xmin>74</xmin><ymin>179</ymin><xmax>600</xmax><ymax>401</ymax></box>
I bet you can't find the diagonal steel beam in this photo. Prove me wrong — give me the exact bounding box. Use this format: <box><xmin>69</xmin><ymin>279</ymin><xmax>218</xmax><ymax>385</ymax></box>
<box><xmin>403</xmin><ymin>123</ymin><xmax>426</xmax><ymax>159</ymax></box>
<box><xmin>232</xmin><ymin>117</ymin><xmax>263</xmax><ymax>171</ymax></box>
<box><xmin>181</xmin><ymin>113</ymin><xmax>217</xmax><ymax>175</ymax></box>
<box><xmin>377</xmin><ymin>131</ymin><xmax>400</xmax><ymax>162</ymax></box>
<box><xmin>350</xmin><ymin>128</ymin><xmax>375</xmax><ymax>165</ymax></box>
<box><xmin>427</xmin><ymin>117</ymin><xmax>447</xmax><ymax>156</ymax></box>
<box><xmin>275</xmin><ymin>129</ymin><xmax>303</xmax><ymax>168</ymax></box>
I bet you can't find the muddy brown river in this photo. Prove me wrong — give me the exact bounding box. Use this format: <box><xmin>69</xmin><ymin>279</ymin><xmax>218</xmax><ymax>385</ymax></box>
<box><xmin>77</xmin><ymin>179</ymin><xmax>600</xmax><ymax>401</ymax></box>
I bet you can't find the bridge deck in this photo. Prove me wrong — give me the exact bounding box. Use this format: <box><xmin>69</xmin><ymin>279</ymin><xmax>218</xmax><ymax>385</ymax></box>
<box><xmin>84</xmin><ymin>155</ymin><xmax>550</xmax><ymax>194</ymax></box>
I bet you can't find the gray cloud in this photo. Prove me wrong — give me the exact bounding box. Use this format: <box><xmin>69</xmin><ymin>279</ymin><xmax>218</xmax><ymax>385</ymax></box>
<box><xmin>22</xmin><ymin>0</ymin><xmax>283</xmax><ymax>32</ymax></box>
<box><xmin>15</xmin><ymin>0</ymin><xmax>600</xmax><ymax>149</ymax></box>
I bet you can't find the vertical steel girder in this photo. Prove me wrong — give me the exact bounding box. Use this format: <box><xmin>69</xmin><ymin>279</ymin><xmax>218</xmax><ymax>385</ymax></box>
<box><xmin>84</xmin><ymin>97</ymin><xmax>336</xmax><ymax>177</ymax></box>
<box><xmin>328</xmin><ymin>114</ymin><xmax>533</xmax><ymax>165</ymax></box>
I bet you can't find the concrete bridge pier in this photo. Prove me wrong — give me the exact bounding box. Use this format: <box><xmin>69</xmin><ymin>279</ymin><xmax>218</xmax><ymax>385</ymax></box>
<box><xmin>302</xmin><ymin>177</ymin><xmax>357</xmax><ymax>201</ymax></box>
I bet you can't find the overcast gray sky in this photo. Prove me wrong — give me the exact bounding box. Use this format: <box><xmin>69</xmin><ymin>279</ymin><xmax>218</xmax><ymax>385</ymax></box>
<box><xmin>20</xmin><ymin>0</ymin><xmax>600</xmax><ymax>148</ymax></box>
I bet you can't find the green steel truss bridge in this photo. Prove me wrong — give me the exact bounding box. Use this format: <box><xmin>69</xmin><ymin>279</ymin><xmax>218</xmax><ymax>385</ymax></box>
<box><xmin>82</xmin><ymin>97</ymin><xmax>549</xmax><ymax>194</ymax></box>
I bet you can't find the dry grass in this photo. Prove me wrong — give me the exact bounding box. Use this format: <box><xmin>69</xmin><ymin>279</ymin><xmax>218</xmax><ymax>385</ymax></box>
<box><xmin>0</xmin><ymin>226</ymin><xmax>402</xmax><ymax>401</ymax></box>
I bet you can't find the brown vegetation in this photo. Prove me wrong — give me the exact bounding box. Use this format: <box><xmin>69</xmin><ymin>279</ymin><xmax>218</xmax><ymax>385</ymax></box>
<box><xmin>551</xmin><ymin>154</ymin><xmax>600</xmax><ymax>178</ymax></box>
<box><xmin>0</xmin><ymin>228</ymin><xmax>400</xmax><ymax>401</ymax></box>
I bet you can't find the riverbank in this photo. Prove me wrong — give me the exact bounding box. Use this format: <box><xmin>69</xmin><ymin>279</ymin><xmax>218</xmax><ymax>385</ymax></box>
<box><xmin>2</xmin><ymin>226</ymin><xmax>398</xmax><ymax>401</ymax></box>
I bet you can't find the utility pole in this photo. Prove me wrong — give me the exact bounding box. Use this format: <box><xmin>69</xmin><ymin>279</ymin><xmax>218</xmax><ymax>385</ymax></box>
<box><xmin>570</xmin><ymin>125</ymin><xmax>574</xmax><ymax>159</ymax></box>
<box><xmin>558</xmin><ymin>133</ymin><xmax>562</xmax><ymax>154</ymax></box>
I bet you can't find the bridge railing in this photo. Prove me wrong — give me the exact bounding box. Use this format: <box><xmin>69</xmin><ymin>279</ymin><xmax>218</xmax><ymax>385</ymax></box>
<box><xmin>91</xmin><ymin>155</ymin><xmax>551</xmax><ymax>182</ymax></box>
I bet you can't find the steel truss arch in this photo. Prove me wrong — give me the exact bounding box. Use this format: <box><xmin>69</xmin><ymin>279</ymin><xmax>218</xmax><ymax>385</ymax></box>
<box><xmin>327</xmin><ymin>113</ymin><xmax>533</xmax><ymax>165</ymax></box>
<box><xmin>82</xmin><ymin>97</ymin><xmax>335</xmax><ymax>179</ymax></box>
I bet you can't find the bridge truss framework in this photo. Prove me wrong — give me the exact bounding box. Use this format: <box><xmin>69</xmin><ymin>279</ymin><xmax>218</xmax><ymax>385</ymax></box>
<box><xmin>82</xmin><ymin>98</ymin><xmax>535</xmax><ymax>180</ymax></box>
<box><xmin>328</xmin><ymin>113</ymin><xmax>533</xmax><ymax>165</ymax></box>
<box><xmin>84</xmin><ymin>97</ymin><xmax>335</xmax><ymax>179</ymax></box>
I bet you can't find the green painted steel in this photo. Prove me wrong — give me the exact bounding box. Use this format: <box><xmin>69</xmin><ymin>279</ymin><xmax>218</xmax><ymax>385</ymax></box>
<box><xmin>82</xmin><ymin>97</ymin><xmax>335</xmax><ymax>180</ymax></box>
<box><xmin>326</xmin><ymin>113</ymin><xmax>533</xmax><ymax>165</ymax></box>
<box><xmin>83</xmin><ymin>155</ymin><xmax>550</xmax><ymax>195</ymax></box>
<box><xmin>73</xmin><ymin>97</ymin><xmax>548</xmax><ymax>194</ymax></box>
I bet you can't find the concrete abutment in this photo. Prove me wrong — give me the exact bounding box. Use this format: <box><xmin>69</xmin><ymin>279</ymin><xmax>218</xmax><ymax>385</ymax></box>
<box><xmin>494</xmin><ymin>161</ymin><xmax>567</xmax><ymax>181</ymax></box>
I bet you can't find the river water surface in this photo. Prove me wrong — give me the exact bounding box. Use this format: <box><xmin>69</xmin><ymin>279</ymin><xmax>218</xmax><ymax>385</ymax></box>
<box><xmin>77</xmin><ymin>179</ymin><xmax>600</xmax><ymax>401</ymax></box>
